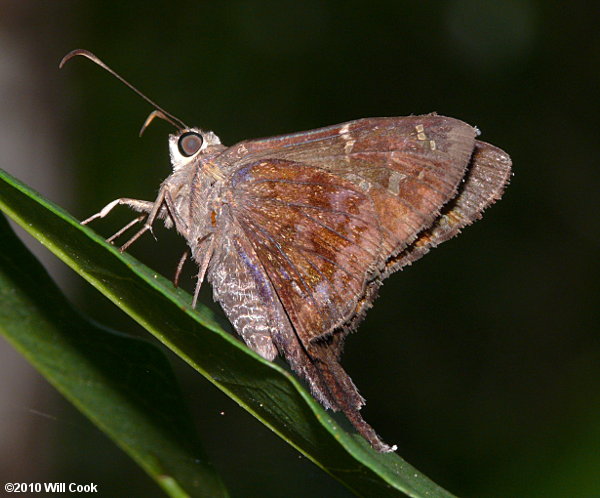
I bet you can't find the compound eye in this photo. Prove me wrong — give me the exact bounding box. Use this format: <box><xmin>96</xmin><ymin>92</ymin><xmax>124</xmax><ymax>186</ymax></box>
<box><xmin>178</xmin><ymin>131</ymin><xmax>203</xmax><ymax>157</ymax></box>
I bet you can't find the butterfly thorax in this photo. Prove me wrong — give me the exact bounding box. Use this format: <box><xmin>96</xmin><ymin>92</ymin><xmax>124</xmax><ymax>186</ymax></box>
<box><xmin>182</xmin><ymin>148</ymin><xmax>230</xmax><ymax>260</ymax></box>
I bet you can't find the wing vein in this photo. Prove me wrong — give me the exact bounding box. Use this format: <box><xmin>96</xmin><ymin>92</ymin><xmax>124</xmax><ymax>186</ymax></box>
<box><xmin>242</xmin><ymin>217</ymin><xmax>322</xmax><ymax>314</ymax></box>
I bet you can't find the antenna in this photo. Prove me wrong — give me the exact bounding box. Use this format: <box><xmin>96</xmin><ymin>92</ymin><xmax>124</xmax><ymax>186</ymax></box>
<box><xmin>60</xmin><ymin>49</ymin><xmax>188</xmax><ymax>130</ymax></box>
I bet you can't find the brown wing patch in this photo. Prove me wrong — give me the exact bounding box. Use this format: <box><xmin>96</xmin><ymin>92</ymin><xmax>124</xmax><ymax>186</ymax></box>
<box><xmin>230</xmin><ymin>159</ymin><xmax>383</xmax><ymax>343</ymax></box>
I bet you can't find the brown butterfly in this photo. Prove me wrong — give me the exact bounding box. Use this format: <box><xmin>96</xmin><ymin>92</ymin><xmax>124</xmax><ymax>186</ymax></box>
<box><xmin>62</xmin><ymin>50</ymin><xmax>511</xmax><ymax>452</ymax></box>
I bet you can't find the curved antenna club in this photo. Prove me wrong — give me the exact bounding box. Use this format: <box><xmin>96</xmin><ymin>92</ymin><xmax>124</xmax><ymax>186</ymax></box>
<box><xmin>139</xmin><ymin>110</ymin><xmax>175</xmax><ymax>137</ymax></box>
<box><xmin>59</xmin><ymin>49</ymin><xmax>188</xmax><ymax>131</ymax></box>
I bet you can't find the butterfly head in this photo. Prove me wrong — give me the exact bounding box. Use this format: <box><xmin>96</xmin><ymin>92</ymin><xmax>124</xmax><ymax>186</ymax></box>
<box><xmin>168</xmin><ymin>128</ymin><xmax>222</xmax><ymax>172</ymax></box>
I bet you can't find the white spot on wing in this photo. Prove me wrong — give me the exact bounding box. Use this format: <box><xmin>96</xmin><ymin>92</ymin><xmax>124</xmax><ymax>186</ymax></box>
<box><xmin>339</xmin><ymin>123</ymin><xmax>351</xmax><ymax>136</ymax></box>
<box><xmin>388</xmin><ymin>171</ymin><xmax>406</xmax><ymax>195</ymax></box>
<box><xmin>345</xmin><ymin>173</ymin><xmax>371</xmax><ymax>192</ymax></box>
<box><xmin>339</xmin><ymin>123</ymin><xmax>355</xmax><ymax>158</ymax></box>
<box><xmin>415</xmin><ymin>124</ymin><xmax>427</xmax><ymax>141</ymax></box>
<box><xmin>344</xmin><ymin>139</ymin><xmax>355</xmax><ymax>154</ymax></box>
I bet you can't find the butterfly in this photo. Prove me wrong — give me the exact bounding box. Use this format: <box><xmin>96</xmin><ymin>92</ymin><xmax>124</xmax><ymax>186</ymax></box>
<box><xmin>63</xmin><ymin>50</ymin><xmax>512</xmax><ymax>452</ymax></box>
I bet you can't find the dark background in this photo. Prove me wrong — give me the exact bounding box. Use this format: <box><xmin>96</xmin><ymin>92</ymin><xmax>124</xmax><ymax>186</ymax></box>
<box><xmin>1</xmin><ymin>1</ymin><xmax>598</xmax><ymax>497</ymax></box>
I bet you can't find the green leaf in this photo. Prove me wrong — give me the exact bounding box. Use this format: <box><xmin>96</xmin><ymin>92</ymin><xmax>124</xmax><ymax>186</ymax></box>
<box><xmin>0</xmin><ymin>210</ymin><xmax>227</xmax><ymax>496</ymax></box>
<box><xmin>0</xmin><ymin>167</ymin><xmax>456</xmax><ymax>498</ymax></box>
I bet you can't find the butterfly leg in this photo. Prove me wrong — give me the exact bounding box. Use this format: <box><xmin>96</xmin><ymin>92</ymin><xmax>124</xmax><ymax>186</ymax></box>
<box><xmin>119</xmin><ymin>189</ymin><xmax>169</xmax><ymax>251</ymax></box>
<box><xmin>192</xmin><ymin>234</ymin><xmax>215</xmax><ymax>308</ymax></box>
<box><xmin>162</xmin><ymin>189</ymin><xmax>189</xmax><ymax>236</ymax></box>
<box><xmin>81</xmin><ymin>198</ymin><xmax>155</xmax><ymax>225</ymax></box>
<box><xmin>106</xmin><ymin>215</ymin><xmax>145</xmax><ymax>243</ymax></box>
<box><xmin>173</xmin><ymin>249</ymin><xmax>190</xmax><ymax>288</ymax></box>
<box><xmin>82</xmin><ymin>198</ymin><xmax>159</xmax><ymax>246</ymax></box>
<box><xmin>119</xmin><ymin>185</ymin><xmax>192</xmax><ymax>252</ymax></box>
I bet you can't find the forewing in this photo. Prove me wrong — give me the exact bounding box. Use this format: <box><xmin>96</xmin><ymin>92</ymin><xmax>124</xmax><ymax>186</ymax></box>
<box><xmin>229</xmin><ymin>159</ymin><xmax>383</xmax><ymax>343</ymax></box>
<box><xmin>221</xmin><ymin>116</ymin><xmax>479</xmax><ymax>344</ymax></box>
<box><xmin>224</xmin><ymin>115</ymin><xmax>477</xmax><ymax>257</ymax></box>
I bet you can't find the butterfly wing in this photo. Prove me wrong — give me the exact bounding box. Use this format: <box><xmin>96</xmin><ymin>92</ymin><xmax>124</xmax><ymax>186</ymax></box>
<box><xmin>212</xmin><ymin>116</ymin><xmax>509</xmax><ymax>451</ymax></box>
<box><xmin>228</xmin><ymin>158</ymin><xmax>383</xmax><ymax>342</ymax></box>
<box><xmin>207</xmin><ymin>213</ymin><xmax>357</xmax><ymax>413</ymax></box>
<box><xmin>225</xmin><ymin>115</ymin><xmax>477</xmax><ymax>259</ymax></box>
<box><xmin>224</xmin><ymin>115</ymin><xmax>479</xmax><ymax>344</ymax></box>
<box><xmin>389</xmin><ymin>140</ymin><xmax>513</xmax><ymax>272</ymax></box>
<box><xmin>349</xmin><ymin>140</ymin><xmax>513</xmax><ymax>324</ymax></box>
<box><xmin>223</xmin><ymin>158</ymin><xmax>393</xmax><ymax>450</ymax></box>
